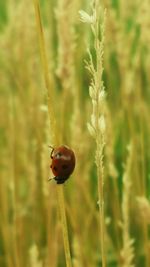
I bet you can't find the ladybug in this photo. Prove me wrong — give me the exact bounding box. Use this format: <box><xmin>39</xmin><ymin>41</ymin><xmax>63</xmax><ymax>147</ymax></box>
<box><xmin>48</xmin><ymin>145</ymin><xmax>75</xmax><ymax>184</ymax></box>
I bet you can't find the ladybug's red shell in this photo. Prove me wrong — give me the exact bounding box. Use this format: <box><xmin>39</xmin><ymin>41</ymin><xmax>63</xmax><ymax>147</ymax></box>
<box><xmin>50</xmin><ymin>145</ymin><xmax>75</xmax><ymax>183</ymax></box>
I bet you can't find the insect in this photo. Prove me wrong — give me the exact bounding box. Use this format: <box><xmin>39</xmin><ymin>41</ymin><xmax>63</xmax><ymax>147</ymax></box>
<box><xmin>48</xmin><ymin>145</ymin><xmax>75</xmax><ymax>184</ymax></box>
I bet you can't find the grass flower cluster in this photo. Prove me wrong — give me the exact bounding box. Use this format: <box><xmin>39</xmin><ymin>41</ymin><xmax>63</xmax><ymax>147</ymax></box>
<box><xmin>79</xmin><ymin>2</ymin><xmax>106</xmax><ymax>266</ymax></box>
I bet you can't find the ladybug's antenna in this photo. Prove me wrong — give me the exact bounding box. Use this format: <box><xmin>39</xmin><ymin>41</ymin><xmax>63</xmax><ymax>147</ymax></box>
<box><xmin>48</xmin><ymin>145</ymin><xmax>54</xmax><ymax>158</ymax></box>
<box><xmin>48</xmin><ymin>145</ymin><xmax>54</xmax><ymax>150</ymax></box>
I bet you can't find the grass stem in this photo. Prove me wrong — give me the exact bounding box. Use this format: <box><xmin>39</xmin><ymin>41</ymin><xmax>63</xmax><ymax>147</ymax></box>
<box><xmin>57</xmin><ymin>186</ymin><xmax>72</xmax><ymax>267</ymax></box>
<box><xmin>32</xmin><ymin>1</ymin><xmax>72</xmax><ymax>266</ymax></box>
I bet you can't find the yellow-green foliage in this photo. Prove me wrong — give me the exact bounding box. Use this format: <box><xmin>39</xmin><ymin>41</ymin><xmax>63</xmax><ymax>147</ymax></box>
<box><xmin>0</xmin><ymin>0</ymin><xmax>150</xmax><ymax>267</ymax></box>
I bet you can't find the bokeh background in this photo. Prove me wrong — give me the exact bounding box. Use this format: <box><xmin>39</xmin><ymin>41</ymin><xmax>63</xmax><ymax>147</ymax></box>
<box><xmin>1</xmin><ymin>0</ymin><xmax>150</xmax><ymax>267</ymax></box>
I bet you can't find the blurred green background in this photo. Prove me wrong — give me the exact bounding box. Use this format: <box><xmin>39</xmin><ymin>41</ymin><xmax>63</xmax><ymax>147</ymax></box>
<box><xmin>1</xmin><ymin>0</ymin><xmax>150</xmax><ymax>267</ymax></box>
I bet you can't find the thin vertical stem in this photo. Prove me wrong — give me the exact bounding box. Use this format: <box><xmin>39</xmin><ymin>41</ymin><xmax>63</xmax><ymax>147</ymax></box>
<box><xmin>57</xmin><ymin>186</ymin><xmax>72</xmax><ymax>267</ymax></box>
<box><xmin>97</xmin><ymin>135</ymin><xmax>106</xmax><ymax>267</ymax></box>
<box><xmin>32</xmin><ymin>0</ymin><xmax>58</xmax><ymax>143</ymax></box>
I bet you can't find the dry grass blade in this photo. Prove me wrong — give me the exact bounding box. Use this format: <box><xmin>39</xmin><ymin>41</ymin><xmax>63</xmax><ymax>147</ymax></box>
<box><xmin>32</xmin><ymin>1</ymin><xmax>72</xmax><ymax>267</ymax></box>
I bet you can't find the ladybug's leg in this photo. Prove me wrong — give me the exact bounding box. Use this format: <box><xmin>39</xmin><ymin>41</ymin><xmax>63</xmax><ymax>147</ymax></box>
<box><xmin>48</xmin><ymin>177</ymin><xmax>55</xmax><ymax>182</ymax></box>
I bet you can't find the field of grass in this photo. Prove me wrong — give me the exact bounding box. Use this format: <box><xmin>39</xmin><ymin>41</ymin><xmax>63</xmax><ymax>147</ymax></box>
<box><xmin>1</xmin><ymin>0</ymin><xmax>150</xmax><ymax>267</ymax></box>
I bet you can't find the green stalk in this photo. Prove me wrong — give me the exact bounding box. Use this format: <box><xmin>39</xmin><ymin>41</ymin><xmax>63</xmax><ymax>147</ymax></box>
<box><xmin>32</xmin><ymin>0</ymin><xmax>57</xmax><ymax>141</ymax></box>
<box><xmin>57</xmin><ymin>186</ymin><xmax>72</xmax><ymax>267</ymax></box>
<box><xmin>97</xmin><ymin>136</ymin><xmax>106</xmax><ymax>267</ymax></box>
<box><xmin>32</xmin><ymin>1</ymin><xmax>72</xmax><ymax>267</ymax></box>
